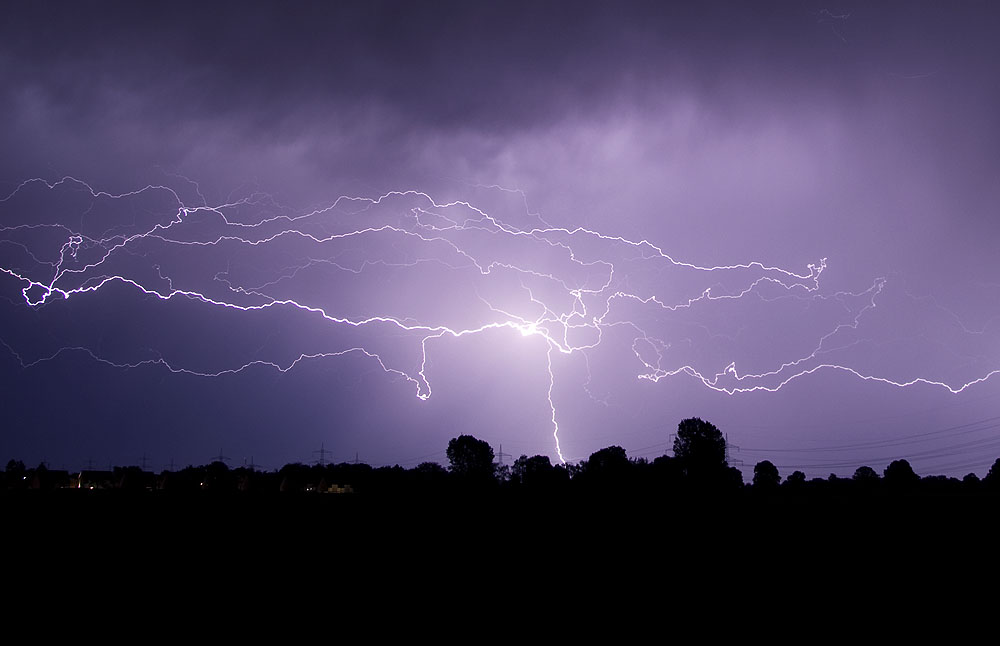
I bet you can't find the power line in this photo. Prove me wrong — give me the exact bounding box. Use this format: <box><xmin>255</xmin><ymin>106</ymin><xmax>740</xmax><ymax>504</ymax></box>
<box><xmin>740</xmin><ymin>415</ymin><xmax>1000</xmax><ymax>454</ymax></box>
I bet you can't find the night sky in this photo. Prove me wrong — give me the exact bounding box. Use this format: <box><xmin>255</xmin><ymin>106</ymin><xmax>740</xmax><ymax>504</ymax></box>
<box><xmin>2</xmin><ymin>1</ymin><xmax>999</xmax><ymax>478</ymax></box>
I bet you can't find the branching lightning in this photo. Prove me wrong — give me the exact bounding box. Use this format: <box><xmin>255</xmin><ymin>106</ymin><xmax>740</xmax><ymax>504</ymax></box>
<box><xmin>1</xmin><ymin>176</ymin><xmax>997</xmax><ymax>463</ymax></box>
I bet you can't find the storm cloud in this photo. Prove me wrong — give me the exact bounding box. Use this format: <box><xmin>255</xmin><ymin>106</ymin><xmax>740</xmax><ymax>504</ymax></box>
<box><xmin>2</xmin><ymin>1</ymin><xmax>999</xmax><ymax>477</ymax></box>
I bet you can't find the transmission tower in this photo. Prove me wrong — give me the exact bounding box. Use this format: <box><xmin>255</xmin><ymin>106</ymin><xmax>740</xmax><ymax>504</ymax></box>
<box><xmin>313</xmin><ymin>443</ymin><xmax>333</xmax><ymax>466</ymax></box>
<box><xmin>496</xmin><ymin>443</ymin><xmax>512</xmax><ymax>466</ymax></box>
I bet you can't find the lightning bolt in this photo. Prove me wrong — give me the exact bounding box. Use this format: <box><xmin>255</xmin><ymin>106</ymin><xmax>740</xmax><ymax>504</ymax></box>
<box><xmin>1</xmin><ymin>176</ymin><xmax>997</xmax><ymax>464</ymax></box>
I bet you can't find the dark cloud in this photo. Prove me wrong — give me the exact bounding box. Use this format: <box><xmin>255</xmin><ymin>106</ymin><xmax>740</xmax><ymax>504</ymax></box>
<box><xmin>4</xmin><ymin>1</ymin><xmax>989</xmax><ymax>128</ymax></box>
<box><xmin>1</xmin><ymin>2</ymin><xmax>995</xmax><ymax>196</ymax></box>
<box><xmin>3</xmin><ymin>1</ymin><xmax>997</xmax><ymax>190</ymax></box>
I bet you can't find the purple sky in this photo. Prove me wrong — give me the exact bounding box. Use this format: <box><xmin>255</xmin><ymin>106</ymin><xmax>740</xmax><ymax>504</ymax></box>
<box><xmin>2</xmin><ymin>1</ymin><xmax>999</xmax><ymax>478</ymax></box>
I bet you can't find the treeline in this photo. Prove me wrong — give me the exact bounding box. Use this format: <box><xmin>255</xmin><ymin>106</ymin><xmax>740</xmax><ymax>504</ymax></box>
<box><xmin>4</xmin><ymin>418</ymin><xmax>1000</xmax><ymax>498</ymax></box>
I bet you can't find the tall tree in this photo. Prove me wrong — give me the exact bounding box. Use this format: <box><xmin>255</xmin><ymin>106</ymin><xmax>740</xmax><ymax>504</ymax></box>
<box><xmin>446</xmin><ymin>435</ymin><xmax>495</xmax><ymax>481</ymax></box>
<box><xmin>673</xmin><ymin>418</ymin><xmax>726</xmax><ymax>472</ymax></box>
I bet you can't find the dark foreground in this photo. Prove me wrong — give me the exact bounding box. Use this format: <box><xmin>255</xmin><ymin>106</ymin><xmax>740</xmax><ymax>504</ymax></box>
<box><xmin>5</xmin><ymin>489</ymin><xmax>999</xmax><ymax>627</ymax></box>
<box><xmin>7</xmin><ymin>488</ymin><xmax>999</xmax><ymax>572</ymax></box>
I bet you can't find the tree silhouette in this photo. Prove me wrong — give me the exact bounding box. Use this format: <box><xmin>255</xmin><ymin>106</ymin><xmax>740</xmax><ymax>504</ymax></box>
<box><xmin>985</xmin><ymin>458</ymin><xmax>1000</xmax><ymax>490</ymax></box>
<box><xmin>446</xmin><ymin>435</ymin><xmax>495</xmax><ymax>481</ymax></box>
<box><xmin>412</xmin><ymin>461</ymin><xmax>448</xmax><ymax>490</ymax></box>
<box><xmin>5</xmin><ymin>459</ymin><xmax>26</xmax><ymax>489</ymax></box>
<box><xmin>586</xmin><ymin>446</ymin><xmax>629</xmax><ymax>475</ymax></box>
<box><xmin>415</xmin><ymin>462</ymin><xmax>447</xmax><ymax>476</ymax></box>
<box><xmin>512</xmin><ymin>455</ymin><xmax>554</xmax><ymax>487</ymax></box>
<box><xmin>753</xmin><ymin>460</ymin><xmax>780</xmax><ymax>489</ymax></box>
<box><xmin>673</xmin><ymin>417</ymin><xmax>726</xmax><ymax>476</ymax></box>
<box><xmin>853</xmin><ymin>466</ymin><xmax>879</xmax><ymax>482</ymax></box>
<box><xmin>204</xmin><ymin>460</ymin><xmax>233</xmax><ymax>491</ymax></box>
<box><xmin>580</xmin><ymin>446</ymin><xmax>632</xmax><ymax>489</ymax></box>
<box><xmin>784</xmin><ymin>470</ymin><xmax>806</xmax><ymax>487</ymax></box>
<box><xmin>884</xmin><ymin>459</ymin><xmax>919</xmax><ymax>488</ymax></box>
<box><xmin>5</xmin><ymin>459</ymin><xmax>25</xmax><ymax>476</ymax></box>
<box><xmin>724</xmin><ymin>466</ymin><xmax>744</xmax><ymax>489</ymax></box>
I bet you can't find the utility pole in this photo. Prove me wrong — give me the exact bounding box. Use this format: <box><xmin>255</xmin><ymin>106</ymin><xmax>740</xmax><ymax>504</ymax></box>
<box><xmin>139</xmin><ymin>453</ymin><xmax>150</xmax><ymax>471</ymax></box>
<box><xmin>211</xmin><ymin>449</ymin><xmax>231</xmax><ymax>464</ymax></box>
